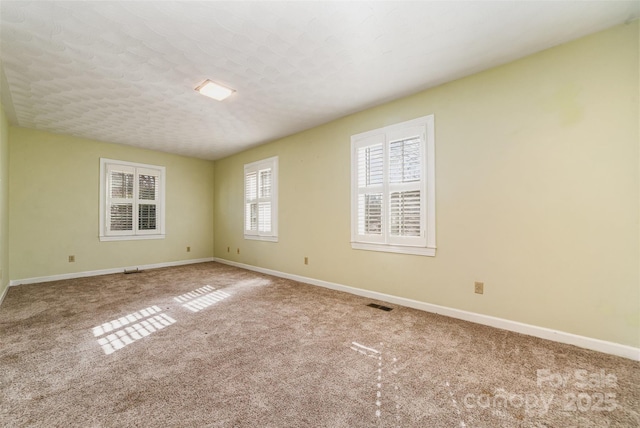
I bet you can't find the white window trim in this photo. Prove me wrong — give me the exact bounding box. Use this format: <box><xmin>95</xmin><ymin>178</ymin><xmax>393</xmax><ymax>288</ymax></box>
<box><xmin>99</xmin><ymin>158</ymin><xmax>166</xmax><ymax>242</ymax></box>
<box><xmin>350</xmin><ymin>115</ymin><xmax>436</xmax><ymax>256</ymax></box>
<box><xmin>244</xmin><ymin>156</ymin><xmax>278</xmax><ymax>242</ymax></box>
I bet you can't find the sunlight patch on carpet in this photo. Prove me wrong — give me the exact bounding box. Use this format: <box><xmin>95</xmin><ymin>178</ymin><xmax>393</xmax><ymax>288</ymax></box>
<box><xmin>350</xmin><ymin>341</ymin><xmax>380</xmax><ymax>358</ymax></box>
<box><xmin>173</xmin><ymin>285</ymin><xmax>215</xmax><ymax>303</ymax></box>
<box><xmin>350</xmin><ymin>341</ymin><xmax>404</xmax><ymax>424</ymax></box>
<box><xmin>351</xmin><ymin>341</ymin><xmax>402</xmax><ymax>423</ymax></box>
<box><xmin>227</xmin><ymin>278</ymin><xmax>273</xmax><ymax>289</ymax></box>
<box><xmin>174</xmin><ymin>286</ymin><xmax>231</xmax><ymax>312</ymax></box>
<box><xmin>92</xmin><ymin>306</ymin><xmax>176</xmax><ymax>355</ymax></box>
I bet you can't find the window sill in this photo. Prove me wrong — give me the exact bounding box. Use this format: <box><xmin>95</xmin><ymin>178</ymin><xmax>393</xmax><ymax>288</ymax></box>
<box><xmin>351</xmin><ymin>242</ymin><xmax>436</xmax><ymax>257</ymax></box>
<box><xmin>244</xmin><ymin>234</ymin><xmax>278</xmax><ymax>242</ymax></box>
<box><xmin>100</xmin><ymin>234</ymin><xmax>165</xmax><ymax>242</ymax></box>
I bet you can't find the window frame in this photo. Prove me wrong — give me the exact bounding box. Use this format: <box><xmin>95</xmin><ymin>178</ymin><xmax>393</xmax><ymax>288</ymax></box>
<box><xmin>350</xmin><ymin>115</ymin><xmax>436</xmax><ymax>256</ymax></box>
<box><xmin>244</xmin><ymin>156</ymin><xmax>278</xmax><ymax>242</ymax></box>
<box><xmin>99</xmin><ymin>158</ymin><xmax>166</xmax><ymax>242</ymax></box>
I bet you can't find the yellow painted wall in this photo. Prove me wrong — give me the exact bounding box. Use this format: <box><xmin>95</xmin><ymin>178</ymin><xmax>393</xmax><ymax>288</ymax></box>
<box><xmin>9</xmin><ymin>128</ymin><xmax>214</xmax><ymax>280</ymax></box>
<box><xmin>213</xmin><ymin>22</ymin><xmax>640</xmax><ymax>347</ymax></box>
<box><xmin>0</xmin><ymin>103</ymin><xmax>9</xmax><ymax>298</ymax></box>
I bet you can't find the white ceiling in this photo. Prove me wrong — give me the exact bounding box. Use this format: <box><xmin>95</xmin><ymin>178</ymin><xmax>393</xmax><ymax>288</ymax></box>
<box><xmin>1</xmin><ymin>1</ymin><xmax>638</xmax><ymax>160</ymax></box>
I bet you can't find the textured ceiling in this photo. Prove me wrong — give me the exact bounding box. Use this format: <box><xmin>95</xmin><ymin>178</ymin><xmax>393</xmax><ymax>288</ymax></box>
<box><xmin>1</xmin><ymin>1</ymin><xmax>638</xmax><ymax>160</ymax></box>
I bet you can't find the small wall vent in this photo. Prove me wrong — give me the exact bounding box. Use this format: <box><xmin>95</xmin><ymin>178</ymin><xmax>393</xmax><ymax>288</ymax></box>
<box><xmin>366</xmin><ymin>303</ymin><xmax>393</xmax><ymax>312</ymax></box>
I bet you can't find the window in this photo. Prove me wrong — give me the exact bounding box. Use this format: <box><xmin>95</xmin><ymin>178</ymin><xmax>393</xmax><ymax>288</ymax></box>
<box><xmin>99</xmin><ymin>158</ymin><xmax>165</xmax><ymax>241</ymax></box>
<box><xmin>244</xmin><ymin>156</ymin><xmax>278</xmax><ymax>242</ymax></box>
<box><xmin>351</xmin><ymin>115</ymin><xmax>435</xmax><ymax>256</ymax></box>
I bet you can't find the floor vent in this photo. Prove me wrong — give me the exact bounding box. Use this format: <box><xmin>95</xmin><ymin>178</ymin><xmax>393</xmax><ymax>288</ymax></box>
<box><xmin>124</xmin><ymin>268</ymin><xmax>143</xmax><ymax>275</ymax></box>
<box><xmin>366</xmin><ymin>303</ymin><xmax>393</xmax><ymax>312</ymax></box>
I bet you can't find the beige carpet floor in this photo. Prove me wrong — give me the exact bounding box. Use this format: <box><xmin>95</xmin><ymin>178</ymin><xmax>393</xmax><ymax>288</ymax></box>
<box><xmin>0</xmin><ymin>262</ymin><xmax>638</xmax><ymax>427</ymax></box>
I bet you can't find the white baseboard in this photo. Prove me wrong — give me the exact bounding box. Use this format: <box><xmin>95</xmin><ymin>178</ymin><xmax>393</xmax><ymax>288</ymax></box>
<box><xmin>213</xmin><ymin>257</ymin><xmax>640</xmax><ymax>362</ymax></box>
<box><xmin>9</xmin><ymin>258</ymin><xmax>215</xmax><ymax>286</ymax></box>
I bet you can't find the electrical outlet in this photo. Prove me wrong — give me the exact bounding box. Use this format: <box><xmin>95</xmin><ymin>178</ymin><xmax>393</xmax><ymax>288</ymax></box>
<box><xmin>304</xmin><ymin>257</ymin><xmax>308</xmax><ymax>265</ymax></box>
<box><xmin>237</xmin><ymin>248</ymin><xmax>240</xmax><ymax>254</ymax></box>
<box><xmin>69</xmin><ymin>255</ymin><xmax>75</xmax><ymax>263</ymax></box>
<box><xmin>186</xmin><ymin>246</ymin><xmax>191</xmax><ymax>252</ymax></box>
<box><xmin>474</xmin><ymin>281</ymin><xmax>484</xmax><ymax>294</ymax></box>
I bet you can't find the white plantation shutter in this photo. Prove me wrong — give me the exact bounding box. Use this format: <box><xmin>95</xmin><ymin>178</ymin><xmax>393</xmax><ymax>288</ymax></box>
<box><xmin>136</xmin><ymin>168</ymin><xmax>160</xmax><ymax>234</ymax></box>
<box><xmin>358</xmin><ymin>193</ymin><xmax>383</xmax><ymax>235</ymax></box>
<box><xmin>351</xmin><ymin>116</ymin><xmax>435</xmax><ymax>256</ymax></box>
<box><xmin>244</xmin><ymin>157</ymin><xmax>278</xmax><ymax>241</ymax></box>
<box><xmin>258</xmin><ymin>202</ymin><xmax>271</xmax><ymax>232</ymax></box>
<box><xmin>389</xmin><ymin>137</ymin><xmax>421</xmax><ymax>184</ymax></box>
<box><xmin>260</xmin><ymin>169</ymin><xmax>271</xmax><ymax>198</ymax></box>
<box><xmin>258</xmin><ymin>169</ymin><xmax>272</xmax><ymax>233</ymax></box>
<box><xmin>106</xmin><ymin>164</ymin><xmax>135</xmax><ymax>235</ymax></box>
<box><xmin>354</xmin><ymin>135</ymin><xmax>385</xmax><ymax>243</ymax></box>
<box><xmin>100</xmin><ymin>159</ymin><xmax>165</xmax><ymax>241</ymax></box>
<box><xmin>245</xmin><ymin>171</ymin><xmax>258</xmax><ymax>231</ymax></box>
<box><xmin>389</xmin><ymin>190</ymin><xmax>421</xmax><ymax>237</ymax></box>
<box><xmin>387</xmin><ymin>133</ymin><xmax>424</xmax><ymax>245</ymax></box>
